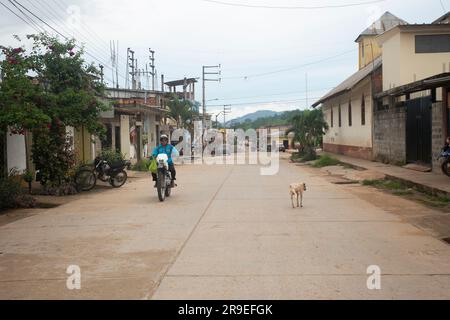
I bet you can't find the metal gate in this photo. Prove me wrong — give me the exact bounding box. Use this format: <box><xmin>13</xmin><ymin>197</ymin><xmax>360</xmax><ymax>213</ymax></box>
<box><xmin>406</xmin><ymin>96</ymin><xmax>432</xmax><ymax>164</ymax></box>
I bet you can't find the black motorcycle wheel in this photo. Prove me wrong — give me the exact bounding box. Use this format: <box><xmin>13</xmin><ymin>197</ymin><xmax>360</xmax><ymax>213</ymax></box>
<box><xmin>442</xmin><ymin>160</ymin><xmax>450</xmax><ymax>177</ymax></box>
<box><xmin>111</xmin><ymin>170</ymin><xmax>128</xmax><ymax>188</ymax></box>
<box><xmin>165</xmin><ymin>180</ymin><xmax>172</xmax><ymax>197</ymax></box>
<box><xmin>75</xmin><ymin>169</ymin><xmax>97</xmax><ymax>192</ymax></box>
<box><xmin>157</xmin><ymin>171</ymin><xmax>166</xmax><ymax>202</ymax></box>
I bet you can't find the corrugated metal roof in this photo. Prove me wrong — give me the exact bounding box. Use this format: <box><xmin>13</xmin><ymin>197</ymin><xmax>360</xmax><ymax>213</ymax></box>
<box><xmin>312</xmin><ymin>56</ymin><xmax>382</xmax><ymax>107</ymax></box>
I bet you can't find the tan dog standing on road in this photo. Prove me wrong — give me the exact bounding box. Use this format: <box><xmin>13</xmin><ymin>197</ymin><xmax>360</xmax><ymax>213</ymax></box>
<box><xmin>289</xmin><ymin>182</ymin><xmax>307</xmax><ymax>208</ymax></box>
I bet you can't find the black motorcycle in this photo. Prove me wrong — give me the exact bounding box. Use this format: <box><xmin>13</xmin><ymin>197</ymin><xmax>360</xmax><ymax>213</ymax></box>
<box><xmin>75</xmin><ymin>157</ymin><xmax>131</xmax><ymax>191</ymax></box>
<box><xmin>438</xmin><ymin>150</ymin><xmax>450</xmax><ymax>176</ymax></box>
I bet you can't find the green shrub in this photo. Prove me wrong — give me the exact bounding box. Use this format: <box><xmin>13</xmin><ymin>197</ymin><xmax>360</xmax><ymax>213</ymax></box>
<box><xmin>311</xmin><ymin>155</ymin><xmax>341</xmax><ymax>168</ymax></box>
<box><xmin>100</xmin><ymin>149</ymin><xmax>125</xmax><ymax>164</ymax></box>
<box><xmin>0</xmin><ymin>169</ymin><xmax>24</xmax><ymax>210</ymax></box>
<box><xmin>132</xmin><ymin>159</ymin><xmax>151</xmax><ymax>172</ymax></box>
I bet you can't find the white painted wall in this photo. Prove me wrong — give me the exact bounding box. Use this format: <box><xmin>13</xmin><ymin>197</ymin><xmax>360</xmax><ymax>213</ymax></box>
<box><xmin>323</xmin><ymin>78</ymin><xmax>373</xmax><ymax>148</ymax></box>
<box><xmin>382</xmin><ymin>31</ymin><xmax>450</xmax><ymax>91</ymax></box>
<box><xmin>7</xmin><ymin>129</ymin><xmax>27</xmax><ymax>173</ymax></box>
<box><xmin>120</xmin><ymin>115</ymin><xmax>131</xmax><ymax>159</ymax></box>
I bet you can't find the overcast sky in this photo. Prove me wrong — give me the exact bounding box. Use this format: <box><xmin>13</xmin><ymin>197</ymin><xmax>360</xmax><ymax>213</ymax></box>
<box><xmin>0</xmin><ymin>0</ymin><xmax>448</xmax><ymax>120</ymax></box>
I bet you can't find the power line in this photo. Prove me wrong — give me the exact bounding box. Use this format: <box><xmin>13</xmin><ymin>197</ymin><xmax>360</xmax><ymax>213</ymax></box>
<box><xmin>214</xmin><ymin>87</ymin><xmax>334</xmax><ymax>101</ymax></box>
<box><xmin>7</xmin><ymin>0</ymin><xmax>44</xmax><ymax>32</ymax></box>
<box><xmin>0</xmin><ymin>1</ymin><xmax>40</xmax><ymax>31</ymax></box>
<box><xmin>5</xmin><ymin>0</ymin><xmax>120</xmax><ymax>84</ymax></box>
<box><xmin>201</xmin><ymin>0</ymin><xmax>386</xmax><ymax>10</ymax></box>
<box><xmin>439</xmin><ymin>0</ymin><xmax>447</xmax><ymax>13</ymax></box>
<box><xmin>24</xmin><ymin>0</ymin><xmax>113</xmax><ymax>68</ymax></box>
<box><xmin>222</xmin><ymin>49</ymin><xmax>355</xmax><ymax>80</ymax></box>
<box><xmin>208</xmin><ymin>96</ymin><xmax>322</xmax><ymax>107</ymax></box>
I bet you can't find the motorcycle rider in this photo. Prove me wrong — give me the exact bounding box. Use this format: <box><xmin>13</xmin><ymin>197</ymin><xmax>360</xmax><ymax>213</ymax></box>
<box><xmin>443</xmin><ymin>137</ymin><xmax>450</xmax><ymax>153</ymax></box>
<box><xmin>151</xmin><ymin>134</ymin><xmax>178</xmax><ymax>188</ymax></box>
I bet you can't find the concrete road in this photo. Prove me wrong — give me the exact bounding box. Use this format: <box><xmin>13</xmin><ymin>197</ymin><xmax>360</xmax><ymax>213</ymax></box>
<box><xmin>0</xmin><ymin>157</ymin><xmax>449</xmax><ymax>299</ymax></box>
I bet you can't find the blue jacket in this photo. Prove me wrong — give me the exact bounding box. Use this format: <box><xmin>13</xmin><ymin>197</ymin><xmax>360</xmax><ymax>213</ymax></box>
<box><xmin>152</xmin><ymin>144</ymin><xmax>177</xmax><ymax>165</ymax></box>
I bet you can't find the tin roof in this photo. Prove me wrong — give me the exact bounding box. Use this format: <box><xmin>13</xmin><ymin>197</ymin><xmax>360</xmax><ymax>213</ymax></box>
<box><xmin>312</xmin><ymin>56</ymin><xmax>382</xmax><ymax>107</ymax></box>
<box><xmin>355</xmin><ymin>11</ymin><xmax>408</xmax><ymax>42</ymax></box>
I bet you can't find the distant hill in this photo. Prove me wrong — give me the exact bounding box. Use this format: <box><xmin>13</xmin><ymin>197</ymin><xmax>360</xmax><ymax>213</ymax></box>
<box><xmin>226</xmin><ymin>110</ymin><xmax>281</xmax><ymax>127</ymax></box>
<box><xmin>229</xmin><ymin>109</ymin><xmax>302</xmax><ymax>130</ymax></box>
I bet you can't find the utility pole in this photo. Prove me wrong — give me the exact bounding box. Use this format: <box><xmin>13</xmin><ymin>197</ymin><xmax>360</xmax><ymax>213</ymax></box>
<box><xmin>223</xmin><ymin>105</ymin><xmax>232</xmax><ymax>127</ymax></box>
<box><xmin>115</xmin><ymin>41</ymin><xmax>119</xmax><ymax>89</ymax></box>
<box><xmin>99</xmin><ymin>64</ymin><xmax>104</xmax><ymax>84</ymax></box>
<box><xmin>149</xmin><ymin>49</ymin><xmax>155</xmax><ymax>91</ymax></box>
<box><xmin>128</xmin><ymin>48</ymin><xmax>136</xmax><ymax>90</ymax></box>
<box><xmin>202</xmin><ymin>65</ymin><xmax>221</xmax><ymax>129</ymax></box>
<box><xmin>110</xmin><ymin>40</ymin><xmax>116</xmax><ymax>88</ymax></box>
<box><xmin>305</xmin><ymin>72</ymin><xmax>309</xmax><ymax>108</ymax></box>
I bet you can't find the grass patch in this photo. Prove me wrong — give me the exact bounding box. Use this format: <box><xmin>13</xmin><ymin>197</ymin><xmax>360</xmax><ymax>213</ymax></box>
<box><xmin>362</xmin><ymin>179</ymin><xmax>406</xmax><ymax>191</ymax></box>
<box><xmin>311</xmin><ymin>155</ymin><xmax>341</xmax><ymax>168</ymax></box>
<box><xmin>291</xmin><ymin>152</ymin><xmax>318</xmax><ymax>163</ymax></box>
<box><xmin>362</xmin><ymin>179</ymin><xmax>450</xmax><ymax>211</ymax></box>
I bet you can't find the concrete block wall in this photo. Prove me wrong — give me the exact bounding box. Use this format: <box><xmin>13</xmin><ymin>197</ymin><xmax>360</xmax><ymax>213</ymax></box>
<box><xmin>373</xmin><ymin>106</ymin><xmax>407</xmax><ymax>165</ymax></box>
<box><xmin>432</xmin><ymin>101</ymin><xmax>445</xmax><ymax>173</ymax></box>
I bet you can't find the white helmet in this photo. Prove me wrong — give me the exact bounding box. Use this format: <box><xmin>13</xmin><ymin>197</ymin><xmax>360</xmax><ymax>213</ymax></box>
<box><xmin>160</xmin><ymin>134</ymin><xmax>169</xmax><ymax>141</ymax></box>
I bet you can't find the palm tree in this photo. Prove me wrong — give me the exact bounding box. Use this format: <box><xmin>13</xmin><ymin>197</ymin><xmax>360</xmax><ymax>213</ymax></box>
<box><xmin>287</xmin><ymin>108</ymin><xmax>329</xmax><ymax>160</ymax></box>
<box><xmin>167</xmin><ymin>94</ymin><xmax>196</xmax><ymax>128</ymax></box>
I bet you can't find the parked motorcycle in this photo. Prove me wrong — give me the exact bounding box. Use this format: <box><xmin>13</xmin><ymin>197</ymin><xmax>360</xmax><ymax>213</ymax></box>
<box><xmin>438</xmin><ymin>150</ymin><xmax>450</xmax><ymax>176</ymax></box>
<box><xmin>75</xmin><ymin>157</ymin><xmax>131</xmax><ymax>191</ymax></box>
<box><xmin>155</xmin><ymin>153</ymin><xmax>173</xmax><ymax>202</ymax></box>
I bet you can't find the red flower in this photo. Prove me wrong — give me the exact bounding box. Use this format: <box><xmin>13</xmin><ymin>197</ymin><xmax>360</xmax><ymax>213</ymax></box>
<box><xmin>13</xmin><ymin>48</ymin><xmax>22</xmax><ymax>54</ymax></box>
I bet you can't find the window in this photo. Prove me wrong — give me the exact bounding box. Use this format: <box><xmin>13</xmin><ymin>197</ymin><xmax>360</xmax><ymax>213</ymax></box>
<box><xmin>348</xmin><ymin>100</ymin><xmax>352</xmax><ymax>127</ymax></box>
<box><xmin>361</xmin><ymin>94</ymin><xmax>366</xmax><ymax>126</ymax></box>
<box><xmin>415</xmin><ymin>35</ymin><xmax>450</xmax><ymax>53</ymax></box>
<box><xmin>338</xmin><ymin>104</ymin><xmax>342</xmax><ymax>127</ymax></box>
<box><xmin>331</xmin><ymin>107</ymin><xmax>334</xmax><ymax>128</ymax></box>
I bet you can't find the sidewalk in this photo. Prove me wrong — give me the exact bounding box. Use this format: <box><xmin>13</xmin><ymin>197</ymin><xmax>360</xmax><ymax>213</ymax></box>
<box><xmin>326</xmin><ymin>153</ymin><xmax>450</xmax><ymax>197</ymax></box>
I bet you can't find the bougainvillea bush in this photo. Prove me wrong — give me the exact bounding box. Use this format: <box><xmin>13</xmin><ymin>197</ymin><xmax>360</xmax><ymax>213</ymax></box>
<box><xmin>0</xmin><ymin>34</ymin><xmax>109</xmax><ymax>190</ymax></box>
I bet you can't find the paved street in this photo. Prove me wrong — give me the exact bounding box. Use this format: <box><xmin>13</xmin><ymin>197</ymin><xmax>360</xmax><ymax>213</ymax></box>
<box><xmin>1</xmin><ymin>156</ymin><xmax>450</xmax><ymax>299</ymax></box>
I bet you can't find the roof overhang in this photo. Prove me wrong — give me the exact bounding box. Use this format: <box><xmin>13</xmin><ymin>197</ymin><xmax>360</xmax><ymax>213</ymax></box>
<box><xmin>165</xmin><ymin>78</ymin><xmax>198</xmax><ymax>87</ymax></box>
<box><xmin>374</xmin><ymin>72</ymin><xmax>450</xmax><ymax>99</ymax></box>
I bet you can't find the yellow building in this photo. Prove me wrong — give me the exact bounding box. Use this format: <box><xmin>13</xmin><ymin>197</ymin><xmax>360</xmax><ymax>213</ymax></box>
<box><xmin>313</xmin><ymin>12</ymin><xmax>405</xmax><ymax>160</ymax></box>
<box><xmin>355</xmin><ymin>12</ymin><xmax>407</xmax><ymax>70</ymax></box>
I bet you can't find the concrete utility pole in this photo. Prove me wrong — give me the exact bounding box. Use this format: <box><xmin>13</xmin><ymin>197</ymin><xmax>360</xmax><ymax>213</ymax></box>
<box><xmin>128</xmin><ymin>49</ymin><xmax>136</xmax><ymax>90</ymax></box>
<box><xmin>99</xmin><ymin>64</ymin><xmax>104</xmax><ymax>84</ymax></box>
<box><xmin>223</xmin><ymin>105</ymin><xmax>232</xmax><ymax>127</ymax></box>
<box><xmin>202</xmin><ymin>65</ymin><xmax>221</xmax><ymax>129</ymax></box>
<box><xmin>149</xmin><ymin>49</ymin><xmax>155</xmax><ymax>91</ymax></box>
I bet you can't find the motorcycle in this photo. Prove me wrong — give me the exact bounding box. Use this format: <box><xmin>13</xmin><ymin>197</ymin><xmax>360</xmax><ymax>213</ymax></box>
<box><xmin>155</xmin><ymin>153</ymin><xmax>173</xmax><ymax>202</ymax></box>
<box><xmin>75</xmin><ymin>157</ymin><xmax>131</xmax><ymax>191</ymax></box>
<box><xmin>438</xmin><ymin>149</ymin><xmax>450</xmax><ymax>177</ymax></box>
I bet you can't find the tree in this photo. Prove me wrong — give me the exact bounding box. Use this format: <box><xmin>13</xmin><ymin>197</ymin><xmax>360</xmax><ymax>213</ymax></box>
<box><xmin>287</xmin><ymin>108</ymin><xmax>329</xmax><ymax>160</ymax></box>
<box><xmin>167</xmin><ymin>94</ymin><xmax>196</xmax><ymax>128</ymax></box>
<box><xmin>0</xmin><ymin>34</ymin><xmax>108</xmax><ymax>187</ymax></box>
